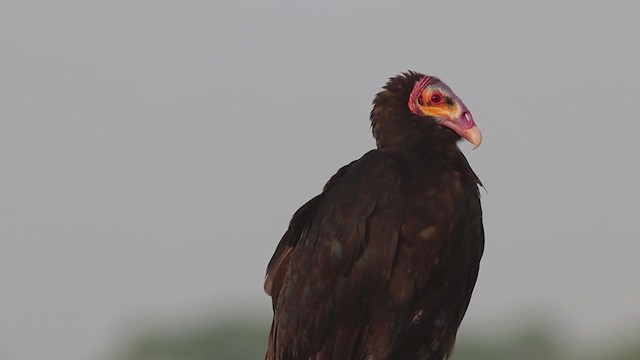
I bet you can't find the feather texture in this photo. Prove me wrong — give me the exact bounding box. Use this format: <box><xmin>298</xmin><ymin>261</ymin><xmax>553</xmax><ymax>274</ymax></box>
<box><xmin>265</xmin><ymin>72</ymin><xmax>484</xmax><ymax>360</ymax></box>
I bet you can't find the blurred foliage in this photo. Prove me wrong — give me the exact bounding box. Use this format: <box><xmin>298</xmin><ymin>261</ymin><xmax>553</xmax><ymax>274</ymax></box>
<box><xmin>454</xmin><ymin>324</ymin><xmax>564</xmax><ymax>360</ymax></box>
<box><xmin>118</xmin><ymin>320</ymin><xmax>268</xmax><ymax>360</ymax></box>
<box><xmin>116</xmin><ymin>316</ymin><xmax>640</xmax><ymax>360</ymax></box>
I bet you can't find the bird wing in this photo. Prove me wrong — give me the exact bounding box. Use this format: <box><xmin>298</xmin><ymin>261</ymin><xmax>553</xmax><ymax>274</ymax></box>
<box><xmin>265</xmin><ymin>149</ymin><xmax>483</xmax><ymax>360</ymax></box>
<box><xmin>265</xmin><ymin>150</ymin><xmax>408</xmax><ymax>359</ymax></box>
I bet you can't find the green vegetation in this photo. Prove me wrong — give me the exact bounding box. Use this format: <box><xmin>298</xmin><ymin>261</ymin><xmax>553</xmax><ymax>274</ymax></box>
<box><xmin>119</xmin><ymin>320</ymin><xmax>268</xmax><ymax>360</ymax></box>
<box><xmin>115</xmin><ymin>316</ymin><xmax>640</xmax><ymax>360</ymax></box>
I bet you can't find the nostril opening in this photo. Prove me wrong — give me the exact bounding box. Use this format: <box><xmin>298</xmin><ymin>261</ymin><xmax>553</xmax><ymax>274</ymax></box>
<box><xmin>461</xmin><ymin>111</ymin><xmax>475</xmax><ymax>128</ymax></box>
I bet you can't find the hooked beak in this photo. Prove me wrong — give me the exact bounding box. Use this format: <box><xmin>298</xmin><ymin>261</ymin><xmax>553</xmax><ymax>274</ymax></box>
<box><xmin>443</xmin><ymin>110</ymin><xmax>482</xmax><ymax>150</ymax></box>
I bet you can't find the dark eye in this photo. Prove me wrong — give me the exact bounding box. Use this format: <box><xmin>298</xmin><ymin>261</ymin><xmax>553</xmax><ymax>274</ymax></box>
<box><xmin>430</xmin><ymin>93</ymin><xmax>443</xmax><ymax>104</ymax></box>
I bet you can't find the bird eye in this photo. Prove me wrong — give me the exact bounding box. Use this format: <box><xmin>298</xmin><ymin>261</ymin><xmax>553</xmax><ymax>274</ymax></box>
<box><xmin>430</xmin><ymin>93</ymin><xmax>443</xmax><ymax>104</ymax></box>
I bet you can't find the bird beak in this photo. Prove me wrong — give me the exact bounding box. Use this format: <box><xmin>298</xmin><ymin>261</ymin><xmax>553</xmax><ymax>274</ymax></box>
<box><xmin>443</xmin><ymin>110</ymin><xmax>482</xmax><ymax>150</ymax></box>
<box><xmin>463</xmin><ymin>122</ymin><xmax>482</xmax><ymax>150</ymax></box>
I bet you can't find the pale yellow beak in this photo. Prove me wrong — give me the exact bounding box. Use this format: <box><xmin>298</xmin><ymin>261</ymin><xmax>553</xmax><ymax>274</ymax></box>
<box><xmin>442</xmin><ymin>111</ymin><xmax>482</xmax><ymax>149</ymax></box>
<box><xmin>464</xmin><ymin>125</ymin><xmax>482</xmax><ymax>150</ymax></box>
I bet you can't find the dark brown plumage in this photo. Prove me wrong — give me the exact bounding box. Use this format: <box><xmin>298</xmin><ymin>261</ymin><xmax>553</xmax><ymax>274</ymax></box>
<box><xmin>265</xmin><ymin>71</ymin><xmax>484</xmax><ymax>360</ymax></box>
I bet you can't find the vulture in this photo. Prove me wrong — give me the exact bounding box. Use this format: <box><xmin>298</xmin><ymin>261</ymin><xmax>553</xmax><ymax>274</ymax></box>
<box><xmin>264</xmin><ymin>71</ymin><xmax>484</xmax><ymax>360</ymax></box>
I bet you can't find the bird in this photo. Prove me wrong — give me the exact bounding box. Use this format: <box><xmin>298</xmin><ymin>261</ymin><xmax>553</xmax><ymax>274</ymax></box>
<box><xmin>264</xmin><ymin>71</ymin><xmax>484</xmax><ymax>360</ymax></box>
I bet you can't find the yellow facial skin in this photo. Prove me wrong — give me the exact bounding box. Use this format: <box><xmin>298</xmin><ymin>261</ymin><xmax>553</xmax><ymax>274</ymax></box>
<box><xmin>416</xmin><ymin>85</ymin><xmax>482</xmax><ymax>149</ymax></box>
<box><xmin>417</xmin><ymin>87</ymin><xmax>464</xmax><ymax>122</ymax></box>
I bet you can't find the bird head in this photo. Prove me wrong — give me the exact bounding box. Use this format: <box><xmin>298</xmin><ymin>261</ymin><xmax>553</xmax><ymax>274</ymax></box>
<box><xmin>408</xmin><ymin>76</ymin><xmax>482</xmax><ymax>149</ymax></box>
<box><xmin>370</xmin><ymin>72</ymin><xmax>481</xmax><ymax>150</ymax></box>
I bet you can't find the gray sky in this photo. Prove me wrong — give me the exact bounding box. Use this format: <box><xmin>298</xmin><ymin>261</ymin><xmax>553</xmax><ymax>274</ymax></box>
<box><xmin>1</xmin><ymin>1</ymin><xmax>639</xmax><ymax>360</ymax></box>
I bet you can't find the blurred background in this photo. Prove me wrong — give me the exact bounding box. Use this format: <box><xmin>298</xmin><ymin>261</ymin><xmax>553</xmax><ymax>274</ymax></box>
<box><xmin>1</xmin><ymin>1</ymin><xmax>639</xmax><ymax>359</ymax></box>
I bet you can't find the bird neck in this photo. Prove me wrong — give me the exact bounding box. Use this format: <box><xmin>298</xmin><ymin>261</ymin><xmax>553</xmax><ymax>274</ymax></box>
<box><xmin>381</xmin><ymin>140</ymin><xmax>462</xmax><ymax>169</ymax></box>
<box><xmin>374</xmin><ymin>118</ymin><xmax>463</xmax><ymax>164</ymax></box>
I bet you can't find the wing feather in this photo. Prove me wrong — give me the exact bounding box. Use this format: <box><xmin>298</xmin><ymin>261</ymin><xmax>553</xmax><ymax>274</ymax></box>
<box><xmin>265</xmin><ymin>150</ymin><xmax>405</xmax><ymax>359</ymax></box>
<box><xmin>265</xmin><ymin>149</ymin><xmax>484</xmax><ymax>360</ymax></box>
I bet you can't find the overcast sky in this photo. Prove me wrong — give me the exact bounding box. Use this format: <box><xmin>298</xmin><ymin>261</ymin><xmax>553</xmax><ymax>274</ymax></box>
<box><xmin>1</xmin><ymin>1</ymin><xmax>639</xmax><ymax>360</ymax></box>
